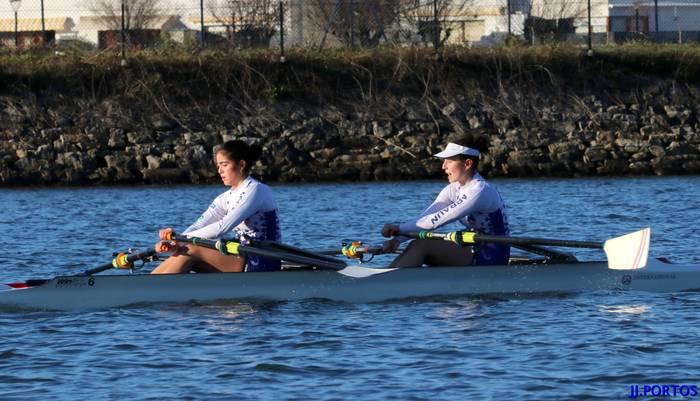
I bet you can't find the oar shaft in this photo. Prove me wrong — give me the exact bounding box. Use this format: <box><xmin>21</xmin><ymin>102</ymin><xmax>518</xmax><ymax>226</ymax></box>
<box><xmin>477</xmin><ymin>234</ymin><xmax>602</xmax><ymax>249</ymax></box>
<box><xmin>83</xmin><ymin>249</ymin><xmax>158</xmax><ymax>276</ymax></box>
<box><xmin>173</xmin><ymin>235</ymin><xmax>347</xmax><ymax>271</ymax></box>
<box><xmin>257</xmin><ymin>241</ymin><xmax>344</xmax><ymax>265</ymax></box>
<box><xmin>366</xmin><ymin>246</ymin><xmax>384</xmax><ymax>254</ymax></box>
<box><xmin>401</xmin><ymin>231</ymin><xmax>604</xmax><ymax>249</ymax></box>
<box><xmin>83</xmin><ymin>262</ymin><xmax>114</xmax><ymax>276</ymax></box>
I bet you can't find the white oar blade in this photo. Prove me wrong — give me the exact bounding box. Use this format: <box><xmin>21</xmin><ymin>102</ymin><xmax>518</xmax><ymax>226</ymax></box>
<box><xmin>603</xmin><ymin>228</ymin><xmax>651</xmax><ymax>270</ymax></box>
<box><xmin>337</xmin><ymin>265</ymin><xmax>398</xmax><ymax>278</ymax></box>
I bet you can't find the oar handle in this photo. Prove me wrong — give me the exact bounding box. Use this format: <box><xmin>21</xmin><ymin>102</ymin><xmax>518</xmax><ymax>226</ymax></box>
<box><xmin>173</xmin><ymin>234</ymin><xmax>347</xmax><ymax>271</ymax></box>
<box><xmin>400</xmin><ymin>231</ymin><xmax>604</xmax><ymax>249</ymax></box>
<box><xmin>83</xmin><ymin>249</ymin><xmax>158</xmax><ymax>276</ymax></box>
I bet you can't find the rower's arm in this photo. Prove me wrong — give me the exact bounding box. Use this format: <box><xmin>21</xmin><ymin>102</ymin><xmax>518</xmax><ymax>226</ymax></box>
<box><xmin>185</xmin><ymin>186</ymin><xmax>264</xmax><ymax>239</ymax></box>
<box><xmin>393</xmin><ymin>186</ymin><xmax>452</xmax><ymax>243</ymax></box>
<box><xmin>416</xmin><ymin>185</ymin><xmax>454</xmax><ymax>218</ymax></box>
<box><xmin>183</xmin><ymin>195</ymin><xmax>226</xmax><ymax>235</ymax></box>
<box><xmin>399</xmin><ymin>184</ymin><xmax>488</xmax><ymax>234</ymax></box>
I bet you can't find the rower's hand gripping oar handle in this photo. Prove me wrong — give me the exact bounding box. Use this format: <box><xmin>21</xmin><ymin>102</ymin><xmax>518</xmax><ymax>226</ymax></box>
<box><xmin>169</xmin><ymin>234</ymin><xmax>242</xmax><ymax>256</ymax></box>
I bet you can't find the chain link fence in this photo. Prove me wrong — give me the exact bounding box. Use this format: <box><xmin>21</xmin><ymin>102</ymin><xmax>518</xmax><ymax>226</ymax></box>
<box><xmin>0</xmin><ymin>0</ymin><xmax>698</xmax><ymax>51</ymax></box>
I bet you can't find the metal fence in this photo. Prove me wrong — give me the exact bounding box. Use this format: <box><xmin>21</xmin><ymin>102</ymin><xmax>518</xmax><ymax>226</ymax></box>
<box><xmin>0</xmin><ymin>0</ymin><xmax>699</xmax><ymax>52</ymax></box>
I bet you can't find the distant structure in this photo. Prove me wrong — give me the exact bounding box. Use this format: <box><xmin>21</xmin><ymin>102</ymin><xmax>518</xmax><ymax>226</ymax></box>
<box><xmin>0</xmin><ymin>17</ymin><xmax>73</xmax><ymax>47</ymax></box>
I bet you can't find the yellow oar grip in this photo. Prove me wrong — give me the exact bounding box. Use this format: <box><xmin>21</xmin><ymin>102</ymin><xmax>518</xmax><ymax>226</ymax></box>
<box><xmin>445</xmin><ymin>231</ymin><xmax>476</xmax><ymax>245</ymax></box>
<box><xmin>460</xmin><ymin>232</ymin><xmax>476</xmax><ymax>244</ymax></box>
<box><xmin>225</xmin><ymin>242</ymin><xmax>240</xmax><ymax>256</ymax></box>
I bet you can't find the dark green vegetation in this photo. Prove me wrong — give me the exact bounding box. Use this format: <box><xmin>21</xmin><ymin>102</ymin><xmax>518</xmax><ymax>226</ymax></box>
<box><xmin>1</xmin><ymin>44</ymin><xmax>699</xmax><ymax>133</ymax></box>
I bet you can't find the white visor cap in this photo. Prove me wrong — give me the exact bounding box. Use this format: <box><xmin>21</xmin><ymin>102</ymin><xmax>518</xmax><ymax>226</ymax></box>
<box><xmin>434</xmin><ymin>142</ymin><xmax>481</xmax><ymax>159</ymax></box>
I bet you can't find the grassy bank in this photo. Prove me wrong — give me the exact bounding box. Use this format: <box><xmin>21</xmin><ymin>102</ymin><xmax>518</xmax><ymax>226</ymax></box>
<box><xmin>1</xmin><ymin>44</ymin><xmax>699</xmax><ymax>133</ymax></box>
<box><xmin>3</xmin><ymin>44</ymin><xmax>700</xmax><ymax>97</ymax></box>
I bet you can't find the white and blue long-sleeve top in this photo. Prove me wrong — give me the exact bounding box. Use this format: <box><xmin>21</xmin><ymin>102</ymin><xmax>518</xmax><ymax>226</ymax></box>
<box><xmin>183</xmin><ymin>177</ymin><xmax>281</xmax><ymax>271</ymax></box>
<box><xmin>397</xmin><ymin>173</ymin><xmax>510</xmax><ymax>265</ymax></box>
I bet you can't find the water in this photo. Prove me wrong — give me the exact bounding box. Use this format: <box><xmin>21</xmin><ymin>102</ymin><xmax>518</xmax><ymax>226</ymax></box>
<box><xmin>1</xmin><ymin>176</ymin><xmax>699</xmax><ymax>400</ymax></box>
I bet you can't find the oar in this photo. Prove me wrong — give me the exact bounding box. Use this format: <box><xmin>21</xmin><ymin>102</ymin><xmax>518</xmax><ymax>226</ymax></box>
<box><xmin>171</xmin><ymin>234</ymin><xmax>347</xmax><ymax>271</ymax></box>
<box><xmin>399</xmin><ymin>228</ymin><xmax>651</xmax><ymax>270</ymax></box>
<box><xmin>83</xmin><ymin>249</ymin><xmax>158</xmax><ymax>276</ymax></box>
<box><xmin>170</xmin><ymin>234</ymin><xmax>396</xmax><ymax>278</ymax></box>
<box><xmin>256</xmin><ymin>240</ymin><xmax>345</xmax><ymax>265</ymax></box>
<box><xmin>317</xmin><ymin>245</ymin><xmax>385</xmax><ymax>257</ymax></box>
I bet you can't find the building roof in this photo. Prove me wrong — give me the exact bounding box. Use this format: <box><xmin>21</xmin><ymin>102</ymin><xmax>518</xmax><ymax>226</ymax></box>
<box><xmin>412</xmin><ymin>6</ymin><xmax>505</xmax><ymax>18</ymax></box>
<box><xmin>186</xmin><ymin>14</ymin><xmax>273</xmax><ymax>27</ymax></box>
<box><xmin>0</xmin><ymin>17</ymin><xmax>74</xmax><ymax>33</ymax></box>
<box><xmin>77</xmin><ymin>15</ymin><xmax>185</xmax><ymax>31</ymax></box>
<box><xmin>609</xmin><ymin>0</ymin><xmax>700</xmax><ymax>6</ymax></box>
<box><xmin>451</xmin><ymin>7</ymin><xmax>506</xmax><ymax>17</ymax></box>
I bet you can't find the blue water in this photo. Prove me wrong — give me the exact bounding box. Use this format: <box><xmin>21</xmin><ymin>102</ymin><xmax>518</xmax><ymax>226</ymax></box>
<box><xmin>1</xmin><ymin>177</ymin><xmax>699</xmax><ymax>400</ymax></box>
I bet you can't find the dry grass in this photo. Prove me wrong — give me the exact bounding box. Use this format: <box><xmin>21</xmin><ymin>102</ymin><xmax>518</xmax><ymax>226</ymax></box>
<box><xmin>1</xmin><ymin>44</ymin><xmax>698</xmax><ymax>132</ymax></box>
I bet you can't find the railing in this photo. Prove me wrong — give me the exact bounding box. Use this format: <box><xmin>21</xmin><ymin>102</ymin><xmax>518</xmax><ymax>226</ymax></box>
<box><xmin>0</xmin><ymin>0</ymin><xmax>697</xmax><ymax>53</ymax></box>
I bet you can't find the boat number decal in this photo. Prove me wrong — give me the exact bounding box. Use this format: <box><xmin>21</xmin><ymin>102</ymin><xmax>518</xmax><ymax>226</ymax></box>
<box><xmin>55</xmin><ymin>277</ymin><xmax>95</xmax><ymax>288</ymax></box>
<box><xmin>621</xmin><ymin>275</ymin><xmax>632</xmax><ymax>285</ymax></box>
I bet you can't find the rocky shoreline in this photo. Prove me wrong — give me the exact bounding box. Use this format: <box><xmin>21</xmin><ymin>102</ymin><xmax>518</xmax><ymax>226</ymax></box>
<box><xmin>2</xmin><ymin>94</ymin><xmax>699</xmax><ymax>187</ymax></box>
<box><xmin>1</xmin><ymin>51</ymin><xmax>699</xmax><ymax>186</ymax></box>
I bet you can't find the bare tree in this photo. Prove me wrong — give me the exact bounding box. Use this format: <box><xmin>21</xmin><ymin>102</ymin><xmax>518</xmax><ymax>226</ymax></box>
<box><xmin>529</xmin><ymin>0</ymin><xmax>587</xmax><ymax>20</ymax></box>
<box><xmin>307</xmin><ymin>0</ymin><xmax>403</xmax><ymax>48</ymax></box>
<box><xmin>89</xmin><ymin>0</ymin><xmax>162</xmax><ymax>30</ymax></box>
<box><xmin>397</xmin><ymin>0</ymin><xmax>474</xmax><ymax>46</ymax></box>
<box><xmin>523</xmin><ymin>0</ymin><xmax>608</xmax><ymax>43</ymax></box>
<box><xmin>207</xmin><ymin>0</ymin><xmax>280</xmax><ymax>47</ymax></box>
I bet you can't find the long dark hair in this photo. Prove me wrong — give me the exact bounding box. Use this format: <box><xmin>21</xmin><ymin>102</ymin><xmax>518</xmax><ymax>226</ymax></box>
<box><xmin>216</xmin><ymin>140</ymin><xmax>262</xmax><ymax>174</ymax></box>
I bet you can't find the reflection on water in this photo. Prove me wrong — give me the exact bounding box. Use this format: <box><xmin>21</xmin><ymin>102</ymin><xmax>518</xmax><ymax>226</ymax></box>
<box><xmin>599</xmin><ymin>304</ymin><xmax>651</xmax><ymax>315</ymax></box>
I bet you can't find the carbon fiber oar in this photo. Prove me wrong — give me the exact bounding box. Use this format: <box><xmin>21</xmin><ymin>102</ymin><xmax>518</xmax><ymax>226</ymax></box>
<box><xmin>257</xmin><ymin>241</ymin><xmax>344</xmax><ymax>265</ymax></box>
<box><xmin>399</xmin><ymin>228</ymin><xmax>651</xmax><ymax>270</ymax></box>
<box><xmin>402</xmin><ymin>231</ymin><xmax>603</xmax><ymax>249</ymax></box>
<box><xmin>172</xmin><ymin>235</ymin><xmax>347</xmax><ymax>271</ymax></box>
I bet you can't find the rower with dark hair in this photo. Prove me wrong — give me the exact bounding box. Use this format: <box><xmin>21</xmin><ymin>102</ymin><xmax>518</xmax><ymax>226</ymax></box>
<box><xmin>381</xmin><ymin>137</ymin><xmax>510</xmax><ymax>267</ymax></box>
<box><xmin>151</xmin><ymin>140</ymin><xmax>281</xmax><ymax>274</ymax></box>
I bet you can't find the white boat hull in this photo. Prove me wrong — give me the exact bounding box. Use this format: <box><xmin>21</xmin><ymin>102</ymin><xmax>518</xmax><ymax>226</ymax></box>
<box><xmin>2</xmin><ymin>259</ymin><xmax>700</xmax><ymax>310</ymax></box>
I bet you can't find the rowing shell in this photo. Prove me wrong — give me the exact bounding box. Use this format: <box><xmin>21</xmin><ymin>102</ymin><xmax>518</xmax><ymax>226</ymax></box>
<box><xmin>1</xmin><ymin>258</ymin><xmax>699</xmax><ymax>310</ymax></box>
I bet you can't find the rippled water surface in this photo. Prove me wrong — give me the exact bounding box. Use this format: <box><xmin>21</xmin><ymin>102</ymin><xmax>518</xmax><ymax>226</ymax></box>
<box><xmin>1</xmin><ymin>177</ymin><xmax>699</xmax><ymax>400</ymax></box>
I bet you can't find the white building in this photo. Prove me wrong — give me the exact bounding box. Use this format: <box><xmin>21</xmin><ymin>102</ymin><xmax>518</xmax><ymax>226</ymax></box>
<box><xmin>607</xmin><ymin>0</ymin><xmax>700</xmax><ymax>42</ymax></box>
<box><xmin>75</xmin><ymin>15</ymin><xmax>188</xmax><ymax>47</ymax></box>
<box><xmin>0</xmin><ymin>16</ymin><xmax>74</xmax><ymax>45</ymax></box>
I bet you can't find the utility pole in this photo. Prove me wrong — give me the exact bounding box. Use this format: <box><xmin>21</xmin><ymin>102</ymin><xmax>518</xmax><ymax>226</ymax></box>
<box><xmin>587</xmin><ymin>0</ymin><xmax>592</xmax><ymax>53</ymax></box>
<box><xmin>433</xmin><ymin>0</ymin><xmax>438</xmax><ymax>51</ymax></box>
<box><xmin>40</xmin><ymin>0</ymin><xmax>46</xmax><ymax>44</ymax></box>
<box><xmin>200</xmin><ymin>0</ymin><xmax>205</xmax><ymax>45</ymax></box>
<box><xmin>120</xmin><ymin>0</ymin><xmax>126</xmax><ymax>65</ymax></box>
<box><xmin>654</xmin><ymin>0</ymin><xmax>659</xmax><ymax>41</ymax></box>
<box><xmin>279</xmin><ymin>1</ymin><xmax>285</xmax><ymax>62</ymax></box>
<box><xmin>507</xmin><ymin>0</ymin><xmax>511</xmax><ymax>35</ymax></box>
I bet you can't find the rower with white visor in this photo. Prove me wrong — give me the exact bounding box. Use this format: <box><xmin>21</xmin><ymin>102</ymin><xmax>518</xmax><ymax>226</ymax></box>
<box><xmin>381</xmin><ymin>139</ymin><xmax>510</xmax><ymax>267</ymax></box>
